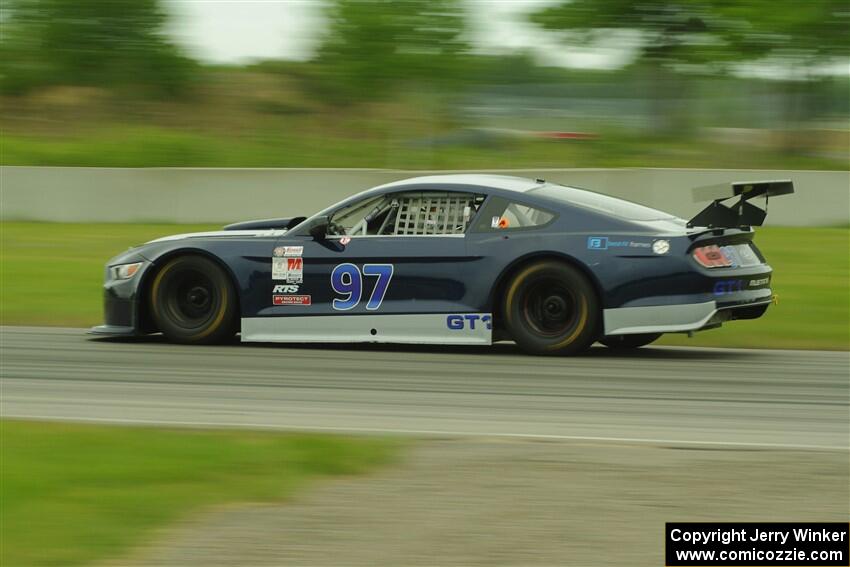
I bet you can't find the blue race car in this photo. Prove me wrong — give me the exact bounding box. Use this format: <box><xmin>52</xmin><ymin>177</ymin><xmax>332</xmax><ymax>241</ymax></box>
<box><xmin>91</xmin><ymin>174</ymin><xmax>791</xmax><ymax>355</ymax></box>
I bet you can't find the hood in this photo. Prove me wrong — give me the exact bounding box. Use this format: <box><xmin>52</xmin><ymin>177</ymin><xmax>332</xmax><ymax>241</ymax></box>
<box><xmin>146</xmin><ymin>228</ymin><xmax>286</xmax><ymax>244</ymax></box>
<box><xmin>223</xmin><ymin>217</ymin><xmax>306</xmax><ymax>231</ymax></box>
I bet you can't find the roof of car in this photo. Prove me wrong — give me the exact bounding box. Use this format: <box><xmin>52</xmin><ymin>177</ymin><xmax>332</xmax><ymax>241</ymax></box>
<box><xmin>375</xmin><ymin>174</ymin><xmax>542</xmax><ymax>193</ymax></box>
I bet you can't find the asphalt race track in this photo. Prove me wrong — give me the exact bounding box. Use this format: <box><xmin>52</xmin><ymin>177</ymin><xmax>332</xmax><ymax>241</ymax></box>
<box><xmin>1</xmin><ymin>326</ymin><xmax>847</xmax><ymax>450</ymax></box>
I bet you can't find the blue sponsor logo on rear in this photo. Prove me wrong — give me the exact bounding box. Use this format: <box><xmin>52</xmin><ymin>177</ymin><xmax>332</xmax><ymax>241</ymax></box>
<box><xmin>587</xmin><ymin>236</ymin><xmax>608</xmax><ymax>250</ymax></box>
<box><xmin>587</xmin><ymin>236</ymin><xmax>650</xmax><ymax>250</ymax></box>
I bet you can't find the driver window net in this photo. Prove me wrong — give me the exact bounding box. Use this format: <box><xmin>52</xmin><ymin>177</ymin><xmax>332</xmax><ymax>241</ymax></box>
<box><xmin>393</xmin><ymin>194</ymin><xmax>477</xmax><ymax>235</ymax></box>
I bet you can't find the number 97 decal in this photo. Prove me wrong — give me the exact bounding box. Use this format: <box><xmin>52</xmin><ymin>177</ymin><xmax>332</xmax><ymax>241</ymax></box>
<box><xmin>331</xmin><ymin>263</ymin><xmax>394</xmax><ymax>311</ymax></box>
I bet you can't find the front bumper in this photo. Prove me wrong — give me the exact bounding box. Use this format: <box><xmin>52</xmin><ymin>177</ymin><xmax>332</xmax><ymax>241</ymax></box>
<box><xmin>88</xmin><ymin>257</ymin><xmax>149</xmax><ymax>337</ymax></box>
<box><xmin>89</xmin><ymin>291</ymin><xmax>140</xmax><ymax>337</ymax></box>
<box><xmin>89</xmin><ymin>324</ymin><xmax>138</xmax><ymax>337</ymax></box>
<box><xmin>603</xmin><ymin>296</ymin><xmax>773</xmax><ymax>336</ymax></box>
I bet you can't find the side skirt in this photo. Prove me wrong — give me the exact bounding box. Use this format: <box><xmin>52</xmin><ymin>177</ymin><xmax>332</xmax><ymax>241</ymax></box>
<box><xmin>241</xmin><ymin>313</ymin><xmax>493</xmax><ymax>345</ymax></box>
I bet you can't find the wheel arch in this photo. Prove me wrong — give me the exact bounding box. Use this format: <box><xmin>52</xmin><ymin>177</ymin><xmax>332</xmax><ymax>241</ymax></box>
<box><xmin>136</xmin><ymin>248</ymin><xmax>242</xmax><ymax>334</ymax></box>
<box><xmin>487</xmin><ymin>252</ymin><xmax>604</xmax><ymax>333</ymax></box>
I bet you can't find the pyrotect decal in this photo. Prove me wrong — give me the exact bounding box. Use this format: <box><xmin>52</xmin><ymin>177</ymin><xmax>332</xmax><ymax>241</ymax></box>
<box><xmin>273</xmin><ymin>295</ymin><xmax>311</xmax><ymax>306</ymax></box>
<box><xmin>330</xmin><ymin>263</ymin><xmax>393</xmax><ymax>311</ymax></box>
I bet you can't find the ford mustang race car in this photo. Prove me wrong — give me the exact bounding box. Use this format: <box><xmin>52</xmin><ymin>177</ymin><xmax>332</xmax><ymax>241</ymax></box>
<box><xmin>91</xmin><ymin>174</ymin><xmax>791</xmax><ymax>355</ymax></box>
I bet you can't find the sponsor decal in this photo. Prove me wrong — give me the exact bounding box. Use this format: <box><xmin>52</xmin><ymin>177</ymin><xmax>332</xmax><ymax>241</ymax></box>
<box><xmin>272</xmin><ymin>257</ymin><xmax>304</xmax><ymax>282</ymax></box>
<box><xmin>491</xmin><ymin>216</ymin><xmax>509</xmax><ymax>229</ymax></box>
<box><xmin>587</xmin><ymin>236</ymin><xmax>608</xmax><ymax>250</ymax></box>
<box><xmin>749</xmin><ymin>277</ymin><xmax>770</xmax><ymax>287</ymax></box>
<box><xmin>273</xmin><ymin>246</ymin><xmax>304</xmax><ymax>257</ymax></box>
<box><xmin>587</xmin><ymin>236</ymin><xmax>650</xmax><ymax>250</ymax></box>
<box><xmin>652</xmin><ymin>239</ymin><xmax>670</xmax><ymax>255</ymax></box>
<box><xmin>713</xmin><ymin>279</ymin><xmax>745</xmax><ymax>296</ymax></box>
<box><xmin>446</xmin><ymin>314</ymin><xmax>493</xmax><ymax>331</ymax></box>
<box><xmin>272</xmin><ymin>284</ymin><xmax>299</xmax><ymax>293</ymax></box>
<box><xmin>273</xmin><ymin>295</ymin><xmax>311</xmax><ymax>306</ymax></box>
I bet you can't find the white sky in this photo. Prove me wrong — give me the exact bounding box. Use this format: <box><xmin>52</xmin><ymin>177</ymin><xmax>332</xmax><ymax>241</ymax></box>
<box><xmin>165</xmin><ymin>0</ymin><xmax>635</xmax><ymax>69</ymax></box>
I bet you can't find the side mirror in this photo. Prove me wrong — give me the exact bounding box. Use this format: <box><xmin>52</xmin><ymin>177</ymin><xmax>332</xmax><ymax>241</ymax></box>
<box><xmin>309</xmin><ymin>215</ymin><xmax>329</xmax><ymax>240</ymax></box>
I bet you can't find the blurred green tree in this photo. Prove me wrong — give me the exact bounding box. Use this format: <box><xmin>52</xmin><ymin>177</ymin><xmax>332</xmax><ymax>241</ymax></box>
<box><xmin>530</xmin><ymin>0</ymin><xmax>723</xmax><ymax>133</ymax></box>
<box><xmin>530</xmin><ymin>0</ymin><xmax>850</xmax><ymax>135</ymax></box>
<box><xmin>313</xmin><ymin>0</ymin><xmax>470</xmax><ymax>103</ymax></box>
<box><xmin>714</xmin><ymin>0</ymin><xmax>850</xmax><ymax>136</ymax></box>
<box><xmin>0</xmin><ymin>0</ymin><xmax>197</xmax><ymax>96</ymax></box>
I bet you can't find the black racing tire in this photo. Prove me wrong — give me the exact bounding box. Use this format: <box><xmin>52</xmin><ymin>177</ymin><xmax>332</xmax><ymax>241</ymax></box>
<box><xmin>599</xmin><ymin>333</ymin><xmax>662</xmax><ymax>349</ymax></box>
<box><xmin>502</xmin><ymin>261</ymin><xmax>599</xmax><ymax>355</ymax></box>
<box><xmin>149</xmin><ymin>255</ymin><xmax>238</xmax><ymax>344</ymax></box>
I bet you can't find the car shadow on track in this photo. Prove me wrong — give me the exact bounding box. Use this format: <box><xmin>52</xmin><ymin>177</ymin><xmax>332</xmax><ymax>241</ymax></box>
<box><xmin>92</xmin><ymin>333</ymin><xmax>755</xmax><ymax>360</ymax></box>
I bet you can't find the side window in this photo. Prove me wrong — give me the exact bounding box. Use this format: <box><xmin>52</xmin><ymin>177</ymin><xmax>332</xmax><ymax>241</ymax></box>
<box><xmin>328</xmin><ymin>195</ymin><xmax>386</xmax><ymax>236</ymax></box>
<box><xmin>331</xmin><ymin>191</ymin><xmax>485</xmax><ymax>236</ymax></box>
<box><xmin>390</xmin><ymin>191</ymin><xmax>484</xmax><ymax>235</ymax></box>
<box><xmin>473</xmin><ymin>197</ymin><xmax>555</xmax><ymax>232</ymax></box>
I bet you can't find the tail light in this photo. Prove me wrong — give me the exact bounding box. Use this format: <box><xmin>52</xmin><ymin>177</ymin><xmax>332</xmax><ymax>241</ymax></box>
<box><xmin>693</xmin><ymin>243</ymin><xmax>761</xmax><ymax>268</ymax></box>
<box><xmin>693</xmin><ymin>245</ymin><xmax>732</xmax><ymax>268</ymax></box>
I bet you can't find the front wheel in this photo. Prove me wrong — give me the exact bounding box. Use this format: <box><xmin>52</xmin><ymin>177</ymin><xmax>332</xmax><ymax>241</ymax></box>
<box><xmin>599</xmin><ymin>333</ymin><xmax>662</xmax><ymax>349</ymax></box>
<box><xmin>502</xmin><ymin>261</ymin><xmax>599</xmax><ymax>355</ymax></box>
<box><xmin>150</xmin><ymin>255</ymin><xmax>238</xmax><ymax>344</ymax></box>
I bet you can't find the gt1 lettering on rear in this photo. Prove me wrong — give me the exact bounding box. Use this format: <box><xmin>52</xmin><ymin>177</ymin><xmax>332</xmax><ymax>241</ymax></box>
<box><xmin>447</xmin><ymin>314</ymin><xmax>492</xmax><ymax>331</ymax></box>
<box><xmin>713</xmin><ymin>279</ymin><xmax>745</xmax><ymax>296</ymax></box>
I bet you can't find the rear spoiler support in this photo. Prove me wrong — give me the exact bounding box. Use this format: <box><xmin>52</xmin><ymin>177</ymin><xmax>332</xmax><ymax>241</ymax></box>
<box><xmin>687</xmin><ymin>180</ymin><xmax>794</xmax><ymax>229</ymax></box>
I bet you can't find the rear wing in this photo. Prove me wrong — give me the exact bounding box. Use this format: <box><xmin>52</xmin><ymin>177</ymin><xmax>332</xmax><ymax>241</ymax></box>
<box><xmin>688</xmin><ymin>180</ymin><xmax>794</xmax><ymax>229</ymax></box>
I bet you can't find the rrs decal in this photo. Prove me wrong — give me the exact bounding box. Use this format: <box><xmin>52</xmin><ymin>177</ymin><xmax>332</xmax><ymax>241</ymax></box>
<box><xmin>273</xmin><ymin>284</ymin><xmax>299</xmax><ymax>293</ymax></box>
<box><xmin>447</xmin><ymin>314</ymin><xmax>493</xmax><ymax>331</ymax></box>
<box><xmin>331</xmin><ymin>263</ymin><xmax>394</xmax><ymax>311</ymax></box>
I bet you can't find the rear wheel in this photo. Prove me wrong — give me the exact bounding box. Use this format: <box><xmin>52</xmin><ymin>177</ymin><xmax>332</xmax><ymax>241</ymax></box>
<box><xmin>599</xmin><ymin>333</ymin><xmax>662</xmax><ymax>349</ymax></box>
<box><xmin>502</xmin><ymin>261</ymin><xmax>599</xmax><ymax>355</ymax></box>
<box><xmin>150</xmin><ymin>255</ymin><xmax>238</xmax><ymax>344</ymax></box>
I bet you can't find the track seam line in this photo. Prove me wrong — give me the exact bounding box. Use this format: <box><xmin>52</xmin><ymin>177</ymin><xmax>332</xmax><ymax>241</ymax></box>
<box><xmin>4</xmin><ymin>413</ymin><xmax>847</xmax><ymax>452</ymax></box>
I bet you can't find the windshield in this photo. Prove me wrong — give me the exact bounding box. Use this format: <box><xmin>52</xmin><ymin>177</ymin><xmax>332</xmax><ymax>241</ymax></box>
<box><xmin>530</xmin><ymin>183</ymin><xmax>674</xmax><ymax>221</ymax></box>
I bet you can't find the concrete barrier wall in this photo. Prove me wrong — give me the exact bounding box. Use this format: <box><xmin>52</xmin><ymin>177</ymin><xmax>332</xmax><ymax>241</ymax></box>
<box><xmin>1</xmin><ymin>166</ymin><xmax>847</xmax><ymax>226</ymax></box>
